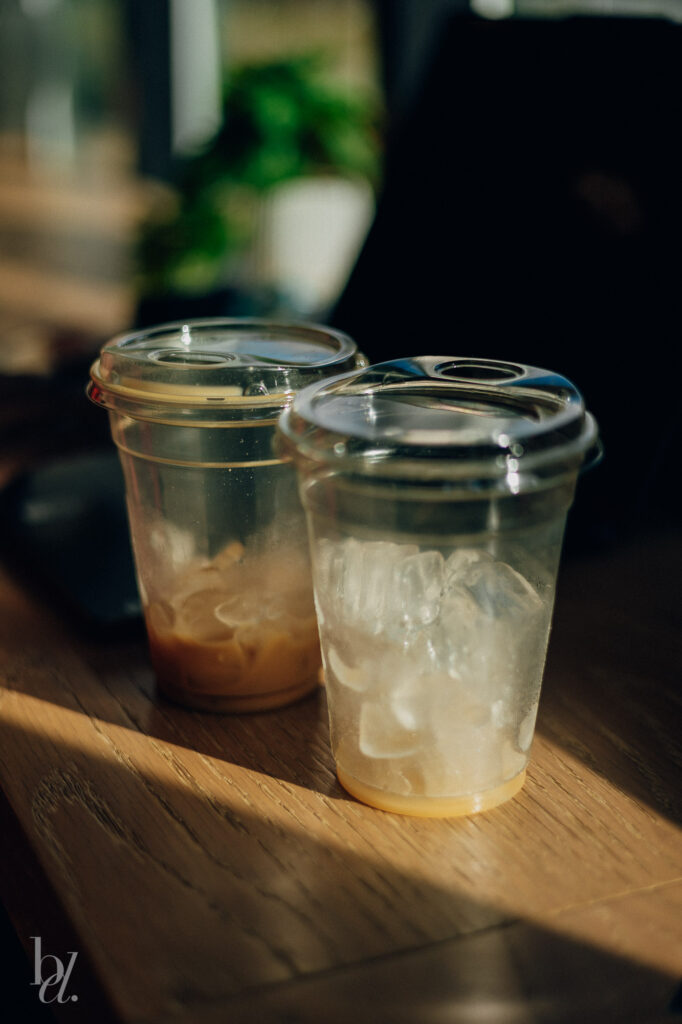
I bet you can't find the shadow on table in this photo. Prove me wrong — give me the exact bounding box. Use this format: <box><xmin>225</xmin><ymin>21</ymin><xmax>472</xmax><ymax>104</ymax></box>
<box><xmin>537</xmin><ymin>527</ymin><xmax>682</xmax><ymax>828</ymax></box>
<box><xmin>0</xmin><ymin>718</ymin><xmax>680</xmax><ymax>1024</ymax></box>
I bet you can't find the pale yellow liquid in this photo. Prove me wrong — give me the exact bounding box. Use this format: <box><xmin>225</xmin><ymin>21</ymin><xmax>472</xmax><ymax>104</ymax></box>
<box><xmin>336</xmin><ymin>765</ymin><xmax>526</xmax><ymax>817</ymax></box>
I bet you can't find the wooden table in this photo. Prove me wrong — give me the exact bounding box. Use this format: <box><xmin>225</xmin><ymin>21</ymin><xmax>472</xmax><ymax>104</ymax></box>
<box><xmin>1</xmin><ymin>507</ymin><xmax>681</xmax><ymax>1022</ymax></box>
<box><xmin>1</xmin><ymin>141</ymin><xmax>681</xmax><ymax>1023</ymax></box>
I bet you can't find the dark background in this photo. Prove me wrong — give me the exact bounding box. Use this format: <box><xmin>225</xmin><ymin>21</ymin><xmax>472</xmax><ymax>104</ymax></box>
<box><xmin>334</xmin><ymin>11</ymin><xmax>682</xmax><ymax>549</ymax></box>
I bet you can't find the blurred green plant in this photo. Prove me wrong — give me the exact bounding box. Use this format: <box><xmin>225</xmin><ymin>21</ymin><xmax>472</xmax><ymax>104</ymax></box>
<box><xmin>136</xmin><ymin>54</ymin><xmax>381</xmax><ymax>299</ymax></box>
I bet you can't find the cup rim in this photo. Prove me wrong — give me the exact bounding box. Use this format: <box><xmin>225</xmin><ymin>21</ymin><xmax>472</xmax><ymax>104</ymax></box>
<box><xmin>277</xmin><ymin>355</ymin><xmax>600</xmax><ymax>491</ymax></box>
<box><xmin>88</xmin><ymin>317</ymin><xmax>361</xmax><ymax>416</ymax></box>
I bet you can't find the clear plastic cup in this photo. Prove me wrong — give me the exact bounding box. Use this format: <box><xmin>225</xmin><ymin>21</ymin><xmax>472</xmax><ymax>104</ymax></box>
<box><xmin>88</xmin><ymin>319</ymin><xmax>364</xmax><ymax>712</ymax></box>
<box><xmin>278</xmin><ymin>356</ymin><xmax>599</xmax><ymax>816</ymax></box>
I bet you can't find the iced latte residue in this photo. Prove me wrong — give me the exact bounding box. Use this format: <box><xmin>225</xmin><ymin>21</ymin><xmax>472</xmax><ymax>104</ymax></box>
<box><xmin>314</xmin><ymin>537</ymin><xmax>554</xmax><ymax>808</ymax></box>
<box><xmin>146</xmin><ymin>541</ymin><xmax>321</xmax><ymax>710</ymax></box>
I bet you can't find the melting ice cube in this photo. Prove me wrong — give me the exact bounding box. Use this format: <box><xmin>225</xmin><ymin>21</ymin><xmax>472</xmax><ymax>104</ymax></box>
<box><xmin>426</xmin><ymin>698</ymin><xmax>503</xmax><ymax>794</ymax></box>
<box><xmin>439</xmin><ymin>585</ymin><xmax>486</xmax><ymax>678</ymax></box>
<box><xmin>466</xmin><ymin>560</ymin><xmax>545</xmax><ymax>621</ymax></box>
<box><xmin>359</xmin><ymin>699</ymin><xmax>422</xmax><ymax>759</ymax></box>
<box><xmin>444</xmin><ymin>548</ymin><xmax>492</xmax><ymax>588</ymax></box>
<box><xmin>517</xmin><ymin>707</ymin><xmax>538</xmax><ymax>752</ymax></box>
<box><xmin>327</xmin><ymin>646</ymin><xmax>368</xmax><ymax>692</ymax></box>
<box><xmin>393</xmin><ymin>550</ymin><xmax>445</xmax><ymax>628</ymax></box>
<box><xmin>175</xmin><ymin>588</ymin><xmax>234</xmax><ymax>641</ymax></box>
<box><xmin>316</xmin><ymin>537</ymin><xmax>418</xmax><ymax>634</ymax></box>
<box><xmin>313</xmin><ymin>538</ymin><xmax>339</xmax><ymax>595</ymax></box>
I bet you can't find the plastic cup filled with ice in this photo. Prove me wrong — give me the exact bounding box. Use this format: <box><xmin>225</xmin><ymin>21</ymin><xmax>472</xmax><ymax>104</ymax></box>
<box><xmin>277</xmin><ymin>357</ymin><xmax>599</xmax><ymax>815</ymax></box>
<box><xmin>88</xmin><ymin>319</ymin><xmax>363</xmax><ymax>711</ymax></box>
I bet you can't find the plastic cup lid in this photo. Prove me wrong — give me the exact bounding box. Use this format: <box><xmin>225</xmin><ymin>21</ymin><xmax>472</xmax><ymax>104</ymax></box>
<box><xmin>278</xmin><ymin>356</ymin><xmax>600</xmax><ymax>490</ymax></box>
<box><xmin>89</xmin><ymin>319</ymin><xmax>360</xmax><ymax>410</ymax></box>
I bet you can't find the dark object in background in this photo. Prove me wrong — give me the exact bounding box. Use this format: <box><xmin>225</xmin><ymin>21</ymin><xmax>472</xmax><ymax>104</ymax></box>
<box><xmin>333</xmin><ymin>15</ymin><xmax>682</xmax><ymax>549</ymax></box>
<box><xmin>0</xmin><ymin>329</ymin><xmax>112</xmax><ymax>453</ymax></box>
<box><xmin>123</xmin><ymin>0</ymin><xmax>173</xmax><ymax>182</ymax></box>
<box><xmin>0</xmin><ymin>452</ymin><xmax>141</xmax><ymax>631</ymax></box>
<box><xmin>374</xmin><ymin>0</ymin><xmax>461</xmax><ymax>129</ymax></box>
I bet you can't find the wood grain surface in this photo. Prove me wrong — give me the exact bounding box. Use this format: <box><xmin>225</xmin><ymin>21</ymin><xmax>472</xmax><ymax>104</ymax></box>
<box><xmin>1</xmin><ymin>524</ymin><xmax>681</xmax><ymax>1023</ymax></box>
<box><xmin>0</xmin><ymin>142</ymin><xmax>681</xmax><ymax>1024</ymax></box>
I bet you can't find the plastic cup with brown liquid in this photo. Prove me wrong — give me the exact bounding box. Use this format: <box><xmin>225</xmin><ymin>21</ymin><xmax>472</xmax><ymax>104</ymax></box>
<box><xmin>88</xmin><ymin>318</ymin><xmax>364</xmax><ymax>711</ymax></box>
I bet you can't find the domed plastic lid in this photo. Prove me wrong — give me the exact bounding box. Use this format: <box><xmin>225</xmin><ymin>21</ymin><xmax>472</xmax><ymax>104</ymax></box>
<box><xmin>278</xmin><ymin>356</ymin><xmax>600</xmax><ymax>491</ymax></box>
<box><xmin>89</xmin><ymin>319</ymin><xmax>360</xmax><ymax>412</ymax></box>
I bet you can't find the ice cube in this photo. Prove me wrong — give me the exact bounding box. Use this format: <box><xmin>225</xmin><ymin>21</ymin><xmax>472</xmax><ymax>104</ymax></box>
<box><xmin>314</xmin><ymin>537</ymin><xmax>356</xmax><ymax>624</ymax></box>
<box><xmin>439</xmin><ymin>585</ymin><xmax>485</xmax><ymax>678</ymax></box>
<box><xmin>443</xmin><ymin>586</ymin><xmax>531</xmax><ymax>710</ymax></box>
<box><xmin>441</xmin><ymin>558</ymin><xmax>551</xmax><ymax>725</ymax></box>
<box><xmin>466</xmin><ymin>560</ymin><xmax>544</xmax><ymax>621</ymax></box>
<box><xmin>327</xmin><ymin>646</ymin><xmax>368</xmax><ymax>692</ymax></box>
<box><xmin>405</xmin><ymin>629</ymin><xmax>442</xmax><ymax>675</ymax></box>
<box><xmin>517</xmin><ymin>706</ymin><xmax>538</xmax><ymax>752</ymax></box>
<box><xmin>426</xmin><ymin>698</ymin><xmax>502</xmax><ymax>795</ymax></box>
<box><xmin>338</xmin><ymin>537</ymin><xmax>368</xmax><ymax>622</ymax></box>
<box><xmin>171</xmin><ymin>563</ymin><xmax>226</xmax><ymax>607</ymax></box>
<box><xmin>318</xmin><ymin>537</ymin><xmax>418</xmax><ymax>634</ymax></box>
<box><xmin>385</xmin><ymin>662</ymin><xmax>432</xmax><ymax>730</ymax></box>
<box><xmin>491</xmin><ymin>698</ymin><xmax>508</xmax><ymax>729</ymax></box>
<box><xmin>313</xmin><ymin>537</ymin><xmax>343</xmax><ymax>593</ymax></box>
<box><xmin>359</xmin><ymin>700</ymin><xmax>422</xmax><ymax>759</ymax></box>
<box><xmin>360</xmin><ymin>541</ymin><xmax>417</xmax><ymax>631</ymax></box>
<box><xmin>502</xmin><ymin>739</ymin><xmax>527</xmax><ymax>780</ymax></box>
<box><xmin>149</xmin><ymin>519</ymin><xmax>195</xmax><ymax>571</ymax></box>
<box><xmin>212</xmin><ymin>540</ymin><xmax>245</xmax><ymax>569</ymax></box>
<box><xmin>393</xmin><ymin>550</ymin><xmax>444</xmax><ymax>628</ymax></box>
<box><xmin>214</xmin><ymin>592</ymin><xmax>263</xmax><ymax>627</ymax></box>
<box><xmin>444</xmin><ymin>548</ymin><xmax>492</xmax><ymax>588</ymax></box>
<box><xmin>175</xmin><ymin>588</ymin><xmax>234</xmax><ymax>641</ymax></box>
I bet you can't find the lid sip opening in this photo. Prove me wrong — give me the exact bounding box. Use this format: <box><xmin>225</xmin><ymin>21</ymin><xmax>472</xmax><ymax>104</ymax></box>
<box><xmin>277</xmin><ymin>356</ymin><xmax>600</xmax><ymax>493</ymax></box>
